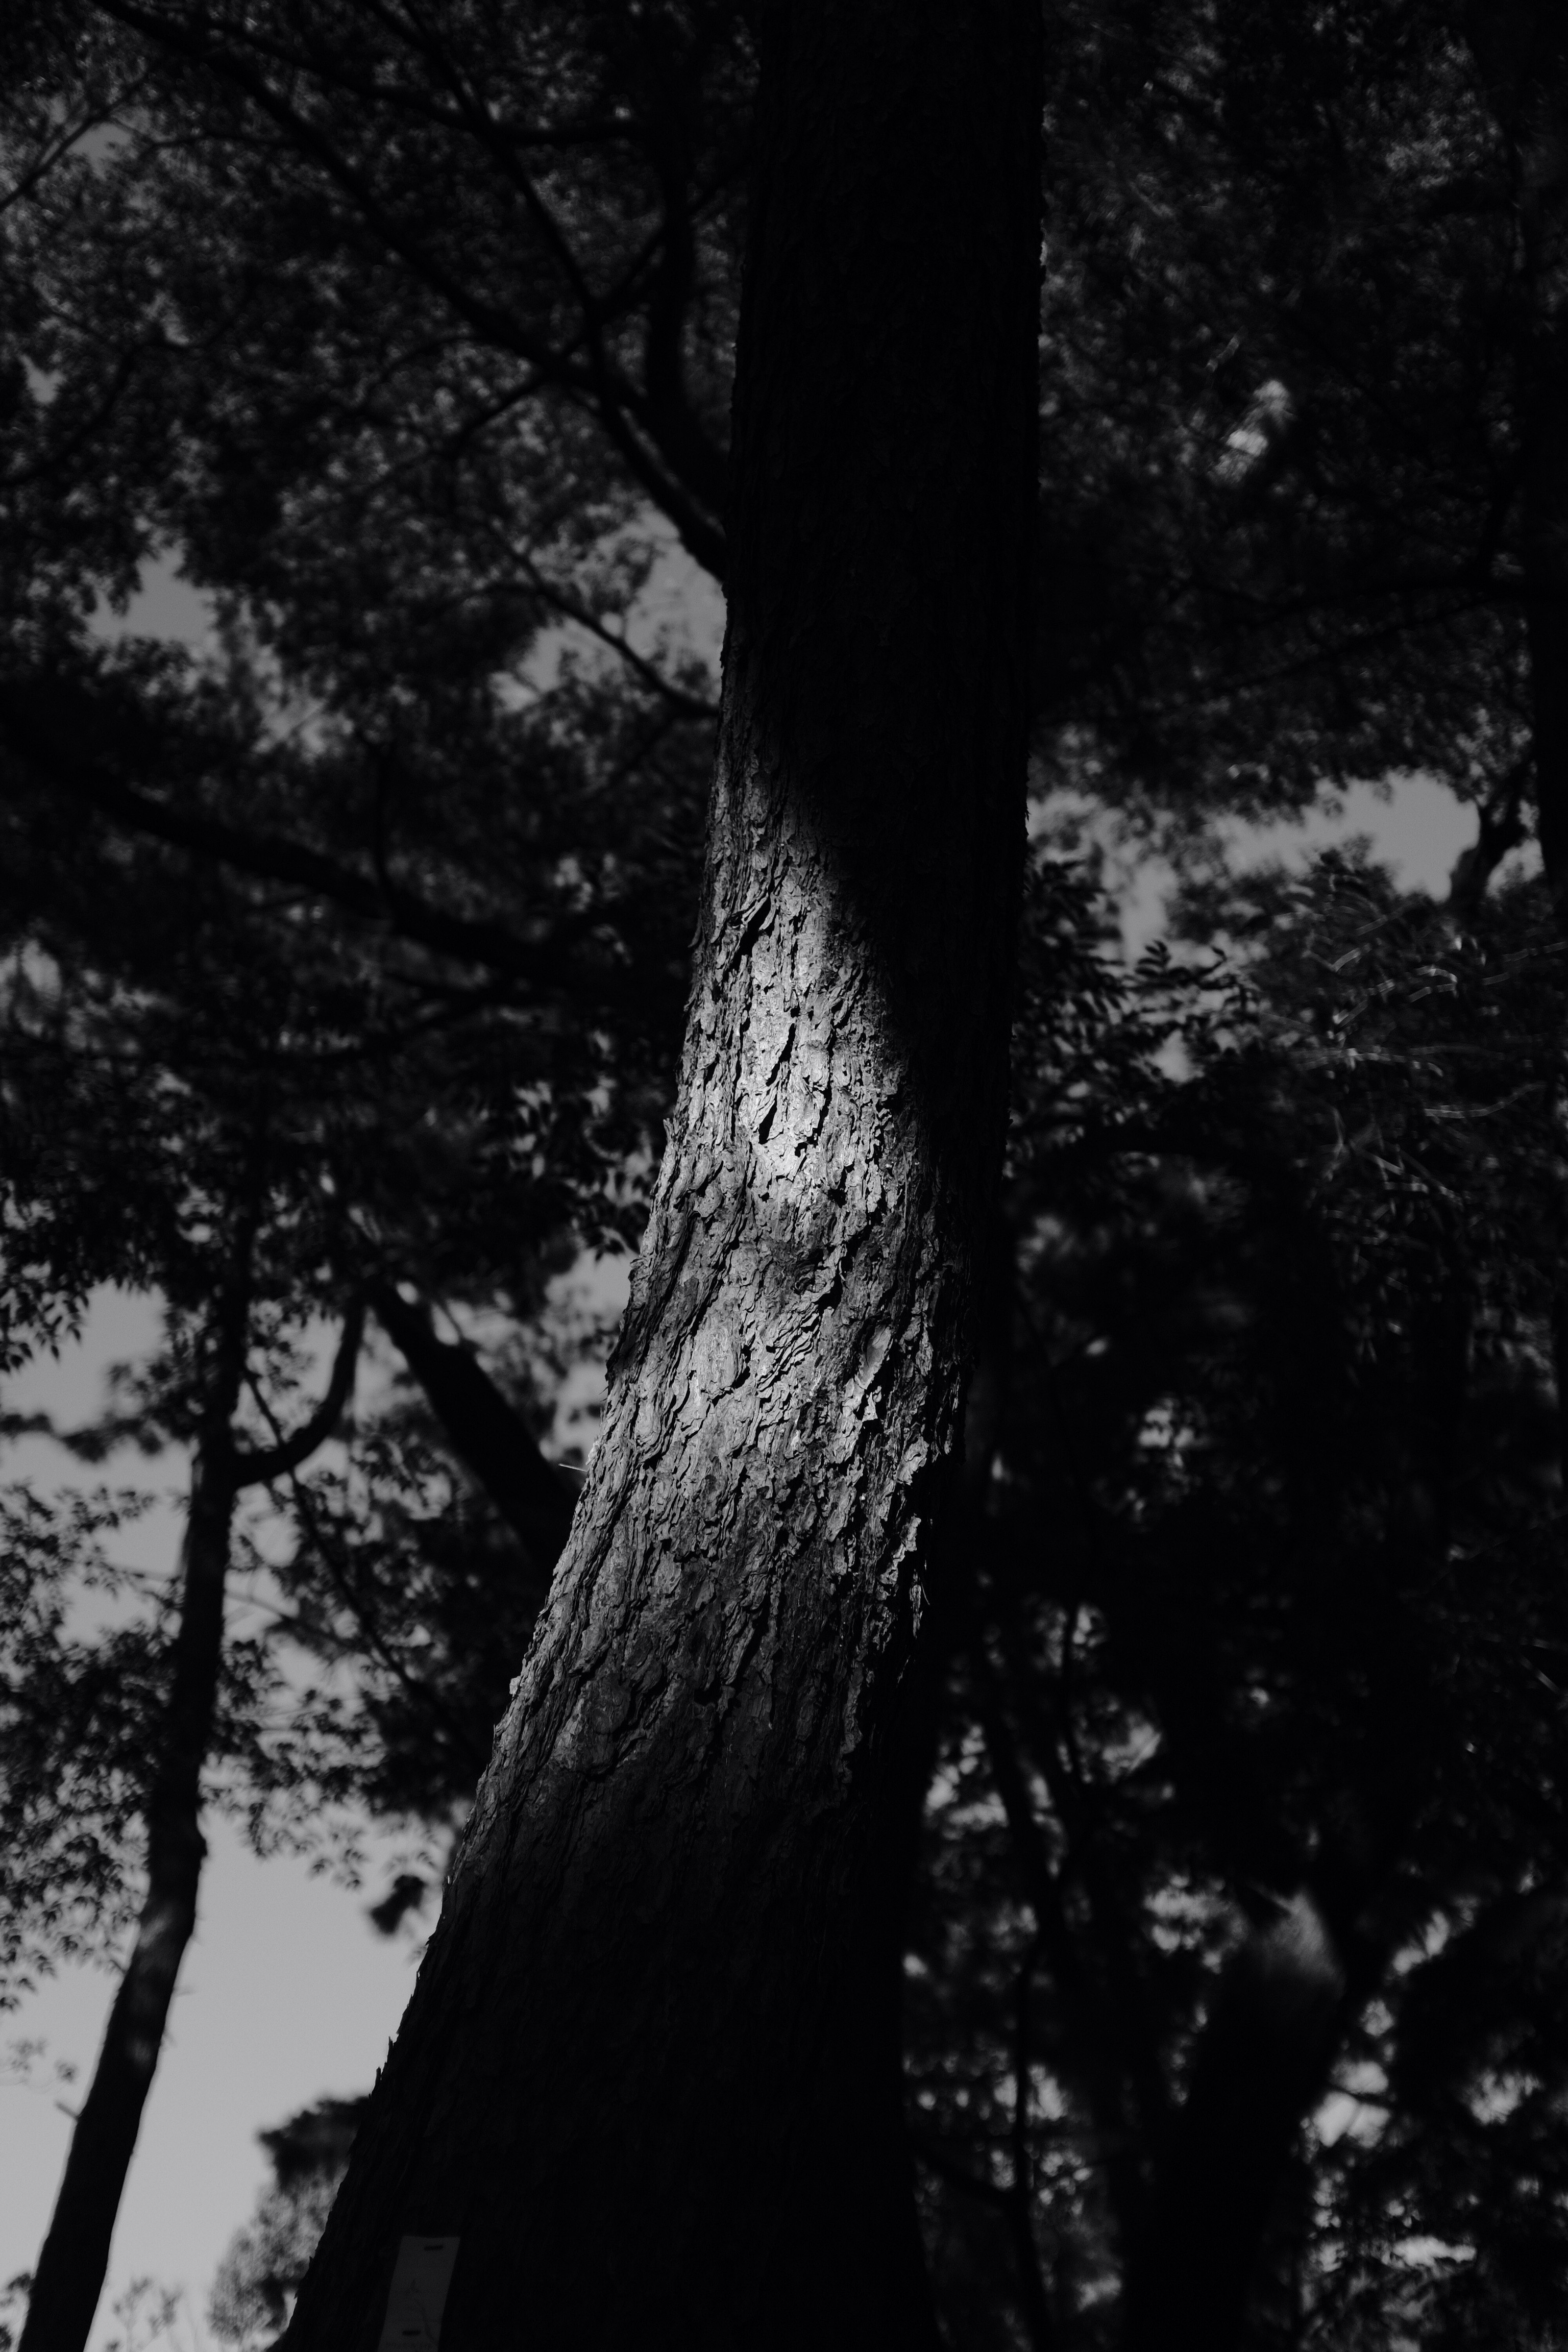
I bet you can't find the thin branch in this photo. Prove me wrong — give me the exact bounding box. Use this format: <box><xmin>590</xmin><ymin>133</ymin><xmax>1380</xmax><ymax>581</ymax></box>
<box><xmin>88</xmin><ymin>0</ymin><xmax>728</xmax><ymax>575</ymax></box>
<box><xmin>0</xmin><ymin>72</ymin><xmax>149</xmax><ymax>219</ymax></box>
<box><xmin>0</xmin><ymin>346</ymin><xmax>148</xmax><ymax>494</ymax></box>
<box><xmin>501</xmin><ymin>552</ymin><xmax>719</xmax><ymax>719</ymax></box>
<box><xmin>280</xmin><ymin>1464</ymin><xmax>492</xmax><ymax>1777</ymax></box>
<box><xmin>0</xmin><ymin>689</ymin><xmax>665</xmax><ymax>1010</ymax></box>
<box><xmin>368</xmin><ymin>1282</ymin><xmax>578</xmax><ymax>1572</ymax></box>
<box><xmin>231</xmin><ymin>1297</ymin><xmax>364</xmax><ymax>1485</ymax></box>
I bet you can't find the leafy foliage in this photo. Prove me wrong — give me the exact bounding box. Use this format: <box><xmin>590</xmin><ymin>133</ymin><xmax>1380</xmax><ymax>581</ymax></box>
<box><xmin>3</xmin><ymin>2</ymin><xmax>1567</xmax><ymax>2347</ymax></box>
<box><xmin>0</xmin><ymin>1481</ymin><xmax>159</xmax><ymax>1995</ymax></box>
<box><xmin>911</xmin><ymin>849</ymin><xmax>1568</xmax><ymax>2347</ymax></box>
<box><xmin>208</xmin><ymin>2097</ymin><xmax>365</xmax><ymax>2349</ymax></box>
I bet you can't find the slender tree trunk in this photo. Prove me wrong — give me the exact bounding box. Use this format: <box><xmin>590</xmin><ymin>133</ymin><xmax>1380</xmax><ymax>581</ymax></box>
<box><xmin>1118</xmin><ymin>1894</ymin><xmax>1346</xmax><ymax>2352</ymax></box>
<box><xmin>20</xmin><ymin>1214</ymin><xmax>361</xmax><ymax>2352</ymax></box>
<box><xmin>285</xmin><ymin>8</ymin><xmax>1041</xmax><ymax>2346</ymax></box>
<box><xmin>20</xmin><ymin>1439</ymin><xmax>240</xmax><ymax>2352</ymax></box>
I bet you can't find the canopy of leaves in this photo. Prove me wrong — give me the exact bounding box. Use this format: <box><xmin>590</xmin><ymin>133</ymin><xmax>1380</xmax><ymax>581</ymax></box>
<box><xmin>4</xmin><ymin>5</ymin><xmax>1567</xmax><ymax>2349</ymax></box>
<box><xmin>911</xmin><ymin>849</ymin><xmax>1568</xmax><ymax>2347</ymax></box>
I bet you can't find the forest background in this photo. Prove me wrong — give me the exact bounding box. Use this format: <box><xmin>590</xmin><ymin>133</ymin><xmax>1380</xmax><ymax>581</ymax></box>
<box><xmin>2</xmin><ymin>1</ymin><xmax>1567</xmax><ymax>2348</ymax></box>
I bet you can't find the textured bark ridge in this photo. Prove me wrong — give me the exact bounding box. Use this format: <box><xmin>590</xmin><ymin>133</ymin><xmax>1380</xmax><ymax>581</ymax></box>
<box><xmin>285</xmin><ymin>6</ymin><xmax>1040</xmax><ymax>2348</ymax></box>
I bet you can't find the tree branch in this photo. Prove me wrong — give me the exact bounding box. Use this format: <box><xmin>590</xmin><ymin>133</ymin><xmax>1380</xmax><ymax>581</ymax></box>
<box><xmin>499</xmin><ymin>551</ymin><xmax>719</xmax><ymax>719</ymax></box>
<box><xmin>368</xmin><ymin>1282</ymin><xmax>578</xmax><ymax>1571</ymax></box>
<box><xmin>0</xmin><ymin>680</ymin><xmax>664</xmax><ymax>1011</ymax></box>
<box><xmin>231</xmin><ymin>1297</ymin><xmax>364</xmax><ymax>1485</ymax></box>
<box><xmin>87</xmin><ymin>0</ymin><xmax>728</xmax><ymax>576</ymax></box>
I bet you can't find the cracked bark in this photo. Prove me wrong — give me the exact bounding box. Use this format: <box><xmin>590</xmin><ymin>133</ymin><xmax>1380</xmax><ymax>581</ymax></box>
<box><xmin>283</xmin><ymin>5</ymin><xmax>1040</xmax><ymax>2346</ymax></box>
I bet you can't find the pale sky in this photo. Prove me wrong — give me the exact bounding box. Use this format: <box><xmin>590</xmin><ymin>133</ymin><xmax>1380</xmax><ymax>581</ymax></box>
<box><xmin>1</xmin><ymin>1293</ymin><xmax>426</xmax><ymax>2349</ymax></box>
<box><xmin>3</xmin><ymin>1825</ymin><xmax>419</xmax><ymax>2349</ymax></box>
<box><xmin>1100</xmin><ymin>769</ymin><xmax>1490</xmax><ymax>958</ymax></box>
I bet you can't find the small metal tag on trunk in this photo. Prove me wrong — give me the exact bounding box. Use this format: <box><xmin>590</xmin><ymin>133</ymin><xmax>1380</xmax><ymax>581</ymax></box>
<box><xmin>375</xmin><ymin>2236</ymin><xmax>460</xmax><ymax>2349</ymax></box>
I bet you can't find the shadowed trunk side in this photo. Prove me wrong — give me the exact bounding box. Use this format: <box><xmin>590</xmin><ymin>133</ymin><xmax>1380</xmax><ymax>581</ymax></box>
<box><xmin>283</xmin><ymin>6</ymin><xmax>1041</xmax><ymax>2345</ymax></box>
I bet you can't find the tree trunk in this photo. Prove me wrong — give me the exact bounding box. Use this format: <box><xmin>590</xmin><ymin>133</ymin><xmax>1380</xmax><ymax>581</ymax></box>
<box><xmin>284</xmin><ymin>7</ymin><xmax>1041</xmax><ymax>2346</ymax></box>
<box><xmin>20</xmin><ymin>1236</ymin><xmax>361</xmax><ymax>2352</ymax></box>
<box><xmin>20</xmin><ymin>1444</ymin><xmax>239</xmax><ymax>2352</ymax></box>
<box><xmin>1118</xmin><ymin>1894</ymin><xmax>1346</xmax><ymax>2352</ymax></box>
<box><xmin>366</xmin><ymin>1282</ymin><xmax>578</xmax><ymax>1572</ymax></box>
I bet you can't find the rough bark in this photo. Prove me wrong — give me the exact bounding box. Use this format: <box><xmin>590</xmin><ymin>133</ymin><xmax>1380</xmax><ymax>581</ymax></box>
<box><xmin>20</xmin><ymin>1297</ymin><xmax>361</xmax><ymax>2352</ymax></box>
<box><xmin>283</xmin><ymin>7</ymin><xmax>1040</xmax><ymax>2347</ymax></box>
